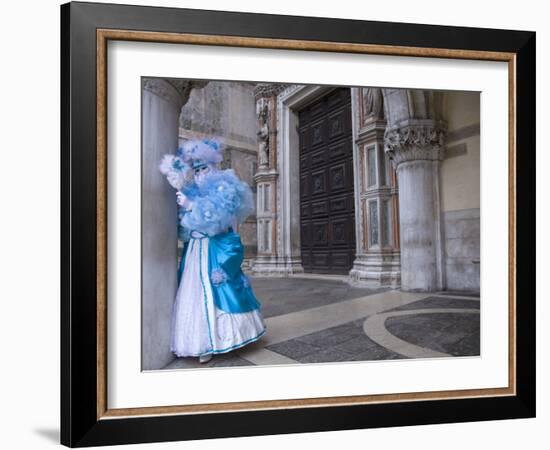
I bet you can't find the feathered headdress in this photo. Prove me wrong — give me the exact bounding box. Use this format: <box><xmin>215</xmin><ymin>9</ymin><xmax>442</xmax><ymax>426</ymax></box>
<box><xmin>177</xmin><ymin>138</ymin><xmax>224</xmax><ymax>169</ymax></box>
<box><xmin>159</xmin><ymin>138</ymin><xmax>224</xmax><ymax>190</ymax></box>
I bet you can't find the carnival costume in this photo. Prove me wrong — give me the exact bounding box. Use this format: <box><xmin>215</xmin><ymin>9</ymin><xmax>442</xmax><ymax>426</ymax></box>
<box><xmin>159</xmin><ymin>139</ymin><xmax>266</xmax><ymax>360</ymax></box>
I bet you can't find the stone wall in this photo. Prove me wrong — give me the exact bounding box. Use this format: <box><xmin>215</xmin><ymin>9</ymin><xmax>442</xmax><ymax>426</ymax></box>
<box><xmin>443</xmin><ymin>208</ymin><xmax>480</xmax><ymax>292</ymax></box>
<box><xmin>440</xmin><ymin>91</ymin><xmax>481</xmax><ymax>212</ymax></box>
<box><xmin>178</xmin><ymin>81</ymin><xmax>259</xmax><ymax>262</ymax></box>
<box><xmin>439</xmin><ymin>90</ymin><xmax>481</xmax><ymax>291</ymax></box>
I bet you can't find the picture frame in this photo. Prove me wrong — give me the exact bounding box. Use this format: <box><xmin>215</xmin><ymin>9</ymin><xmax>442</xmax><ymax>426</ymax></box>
<box><xmin>60</xmin><ymin>1</ymin><xmax>535</xmax><ymax>447</ymax></box>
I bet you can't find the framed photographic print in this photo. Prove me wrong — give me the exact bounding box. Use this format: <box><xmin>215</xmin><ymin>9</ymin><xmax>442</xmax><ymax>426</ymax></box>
<box><xmin>60</xmin><ymin>1</ymin><xmax>536</xmax><ymax>447</ymax></box>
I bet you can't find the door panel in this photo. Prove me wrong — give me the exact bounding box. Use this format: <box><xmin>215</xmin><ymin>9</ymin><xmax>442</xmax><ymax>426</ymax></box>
<box><xmin>298</xmin><ymin>88</ymin><xmax>355</xmax><ymax>274</ymax></box>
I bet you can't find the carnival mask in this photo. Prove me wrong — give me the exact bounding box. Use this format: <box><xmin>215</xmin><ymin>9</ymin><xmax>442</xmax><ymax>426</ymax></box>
<box><xmin>194</xmin><ymin>165</ymin><xmax>211</xmax><ymax>185</ymax></box>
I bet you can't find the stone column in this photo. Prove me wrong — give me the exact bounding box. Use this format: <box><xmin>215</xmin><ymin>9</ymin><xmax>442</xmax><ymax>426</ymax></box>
<box><xmin>141</xmin><ymin>78</ymin><xmax>197</xmax><ymax>370</ymax></box>
<box><xmin>350</xmin><ymin>88</ymin><xmax>401</xmax><ymax>286</ymax></box>
<box><xmin>384</xmin><ymin>119</ymin><xmax>446</xmax><ymax>291</ymax></box>
<box><xmin>251</xmin><ymin>84</ymin><xmax>288</xmax><ymax>275</ymax></box>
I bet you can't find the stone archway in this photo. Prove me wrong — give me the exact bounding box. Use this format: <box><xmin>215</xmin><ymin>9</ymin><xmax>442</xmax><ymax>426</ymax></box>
<box><xmin>254</xmin><ymin>84</ymin><xmax>359</xmax><ymax>276</ymax></box>
<box><xmin>253</xmin><ymin>84</ymin><xmax>338</xmax><ymax>275</ymax></box>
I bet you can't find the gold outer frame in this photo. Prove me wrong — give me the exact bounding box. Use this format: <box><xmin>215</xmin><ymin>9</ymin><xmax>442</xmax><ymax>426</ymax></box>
<box><xmin>96</xmin><ymin>29</ymin><xmax>516</xmax><ymax>420</ymax></box>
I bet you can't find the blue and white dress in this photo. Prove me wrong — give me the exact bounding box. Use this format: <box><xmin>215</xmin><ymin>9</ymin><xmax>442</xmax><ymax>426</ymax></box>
<box><xmin>169</xmin><ymin>169</ymin><xmax>266</xmax><ymax>358</ymax></box>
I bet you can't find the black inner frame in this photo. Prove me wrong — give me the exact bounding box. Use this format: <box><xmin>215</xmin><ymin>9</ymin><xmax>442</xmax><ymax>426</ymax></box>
<box><xmin>60</xmin><ymin>2</ymin><xmax>536</xmax><ymax>447</ymax></box>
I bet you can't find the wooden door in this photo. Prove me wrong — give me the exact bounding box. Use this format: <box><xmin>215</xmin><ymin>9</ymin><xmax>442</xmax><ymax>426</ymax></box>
<box><xmin>298</xmin><ymin>88</ymin><xmax>356</xmax><ymax>274</ymax></box>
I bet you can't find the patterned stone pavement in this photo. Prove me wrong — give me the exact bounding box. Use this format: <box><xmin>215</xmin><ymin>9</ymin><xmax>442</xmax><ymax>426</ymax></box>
<box><xmin>162</xmin><ymin>276</ymin><xmax>480</xmax><ymax>370</ymax></box>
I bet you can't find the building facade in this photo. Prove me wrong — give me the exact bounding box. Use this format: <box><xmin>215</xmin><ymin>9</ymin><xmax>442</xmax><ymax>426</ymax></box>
<box><xmin>252</xmin><ymin>83</ymin><xmax>480</xmax><ymax>292</ymax></box>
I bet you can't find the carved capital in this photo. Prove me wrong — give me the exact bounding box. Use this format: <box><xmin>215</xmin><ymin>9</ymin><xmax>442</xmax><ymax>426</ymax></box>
<box><xmin>254</xmin><ymin>83</ymin><xmax>287</xmax><ymax>100</ymax></box>
<box><xmin>168</xmin><ymin>78</ymin><xmax>208</xmax><ymax>106</ymax></box>
<box><xmin>384</xmin><ymin>120</ymin><xmax>446</xmax><ymax>165</ymax></box>
<box><xmin>142</xmin><ymin>78</ymin><xmax>207</xmax><ymax>108</ymax></box>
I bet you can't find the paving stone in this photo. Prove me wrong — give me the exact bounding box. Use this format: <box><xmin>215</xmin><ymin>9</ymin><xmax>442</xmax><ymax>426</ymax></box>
<box><xmin>325</xmin><ymin>321</ymin><xmax>367</xmax><ymax>337</ymax></box>
<box><xmin>332</xmin><ymin>335</ymin><xmax>379</xmax><ymax>354</ymax></box>
<box><xmin>330</xmin><ymin>333</ymin><xmax>407</xmax><ymax>360</ymax></box>
<box><xmin>351</xmin><ymin>348</ymin><xmax>407</xmax><ymax>361</ymax></box>
<box><xmin>163</xmin><ymin>353</ymin><xmax>254</xmax><ymax>369</ymax></box>
<box><xmin>437</xmin><ymin>291</ymin><xmax>480</xmax><ymax>298</ymax></box>
<box><xmin>162</xmin><ymin>358</ymin><xmax>201</xmax><ymax>370</ymax></box>
<box><xmin>207</xmin><ymin>353</ymin><xmax>255</xmax><ymax>368</ymax></box>
<box><xmin>299</xmin><ymin>347</ymin><xmax>358</xmax><ymax>364</ymax></box>
<box><xmin>295</xmin><ymin>326</ymin><xmax>358</xmax><ymax>348</ymax></box>
<box><xmin>266</xmin><ymin>339</ymin><xmax>322</xmax><ymax>359</ymax></box>
<box><xmin>385</xmin><ymin>312</ymin><xmax>480</xmax><ymax>356</ymax></box>
<box><xmin>382</xmin><ymin>296</ymin><xmax>480</xmax><ymax>313</ymax></box>
<box><xmin>249</xmin><ymin>277</ymin><xmax>389</xmax><ymax>318</ymax></box>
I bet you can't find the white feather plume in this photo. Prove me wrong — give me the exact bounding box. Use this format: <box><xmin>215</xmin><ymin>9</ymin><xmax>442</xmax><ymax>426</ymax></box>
<box><xmin>158</xmin><ymin>154</ymin><xmax>189</xmax><ymax>190</ymax></box>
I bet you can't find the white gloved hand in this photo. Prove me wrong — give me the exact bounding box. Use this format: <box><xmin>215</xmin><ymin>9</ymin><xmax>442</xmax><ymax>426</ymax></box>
<box><xmin>176</xmin><ymin>192</ymin><xmax>191</xmax><ymax>209</ymax></box>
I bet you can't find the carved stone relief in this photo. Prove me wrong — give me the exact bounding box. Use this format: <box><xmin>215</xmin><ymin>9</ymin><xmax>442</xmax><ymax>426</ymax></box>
<box><xmin>362</xmin><ymin>87</ymin><xmax>384</xmax><ymax>121</ymax></box>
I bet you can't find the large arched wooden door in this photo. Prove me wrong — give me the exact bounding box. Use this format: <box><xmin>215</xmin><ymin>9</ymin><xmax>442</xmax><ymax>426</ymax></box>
<box><xmin>298</xmin><ymin>88</ymin><xmax>355</xmax><ymax>274</ymax></box>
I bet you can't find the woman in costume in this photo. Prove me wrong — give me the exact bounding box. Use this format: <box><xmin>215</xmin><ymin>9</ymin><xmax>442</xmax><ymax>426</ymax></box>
<box><xmin>159</xmin><ymin>138</ymin><xmax>266</xmax><ymax>364</ymax></box>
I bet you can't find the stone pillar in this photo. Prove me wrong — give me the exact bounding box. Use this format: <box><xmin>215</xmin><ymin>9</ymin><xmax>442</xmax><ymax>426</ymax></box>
<box><xmin>384</xmin><ymin>119</ymin><xmax>446</xmax><ymax>291</ymax></box>
<box><xmin>350</xmin><ymin>88</ymin><xmax>401</xmax><ymax>286</ymax></box>
<box><xmin>141</xmin><ymin>78</ymin><xmax>196</xmax><ymax>370</ymax></box>
<box><xmin>251</xmin><ymin>84</ymin><xmax>290</xmax><ymax>275</ymax></box>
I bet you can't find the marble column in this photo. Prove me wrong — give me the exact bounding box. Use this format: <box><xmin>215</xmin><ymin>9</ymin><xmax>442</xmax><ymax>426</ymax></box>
<box><xmin>141</xmin><ymin>78</ymin><xmax>193</xmax><ymax>370</ymax></box>
<box><xmin>385</xmin><ymin>119</ymin><xmax>446</xmax><ymax>291</ymax></box>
